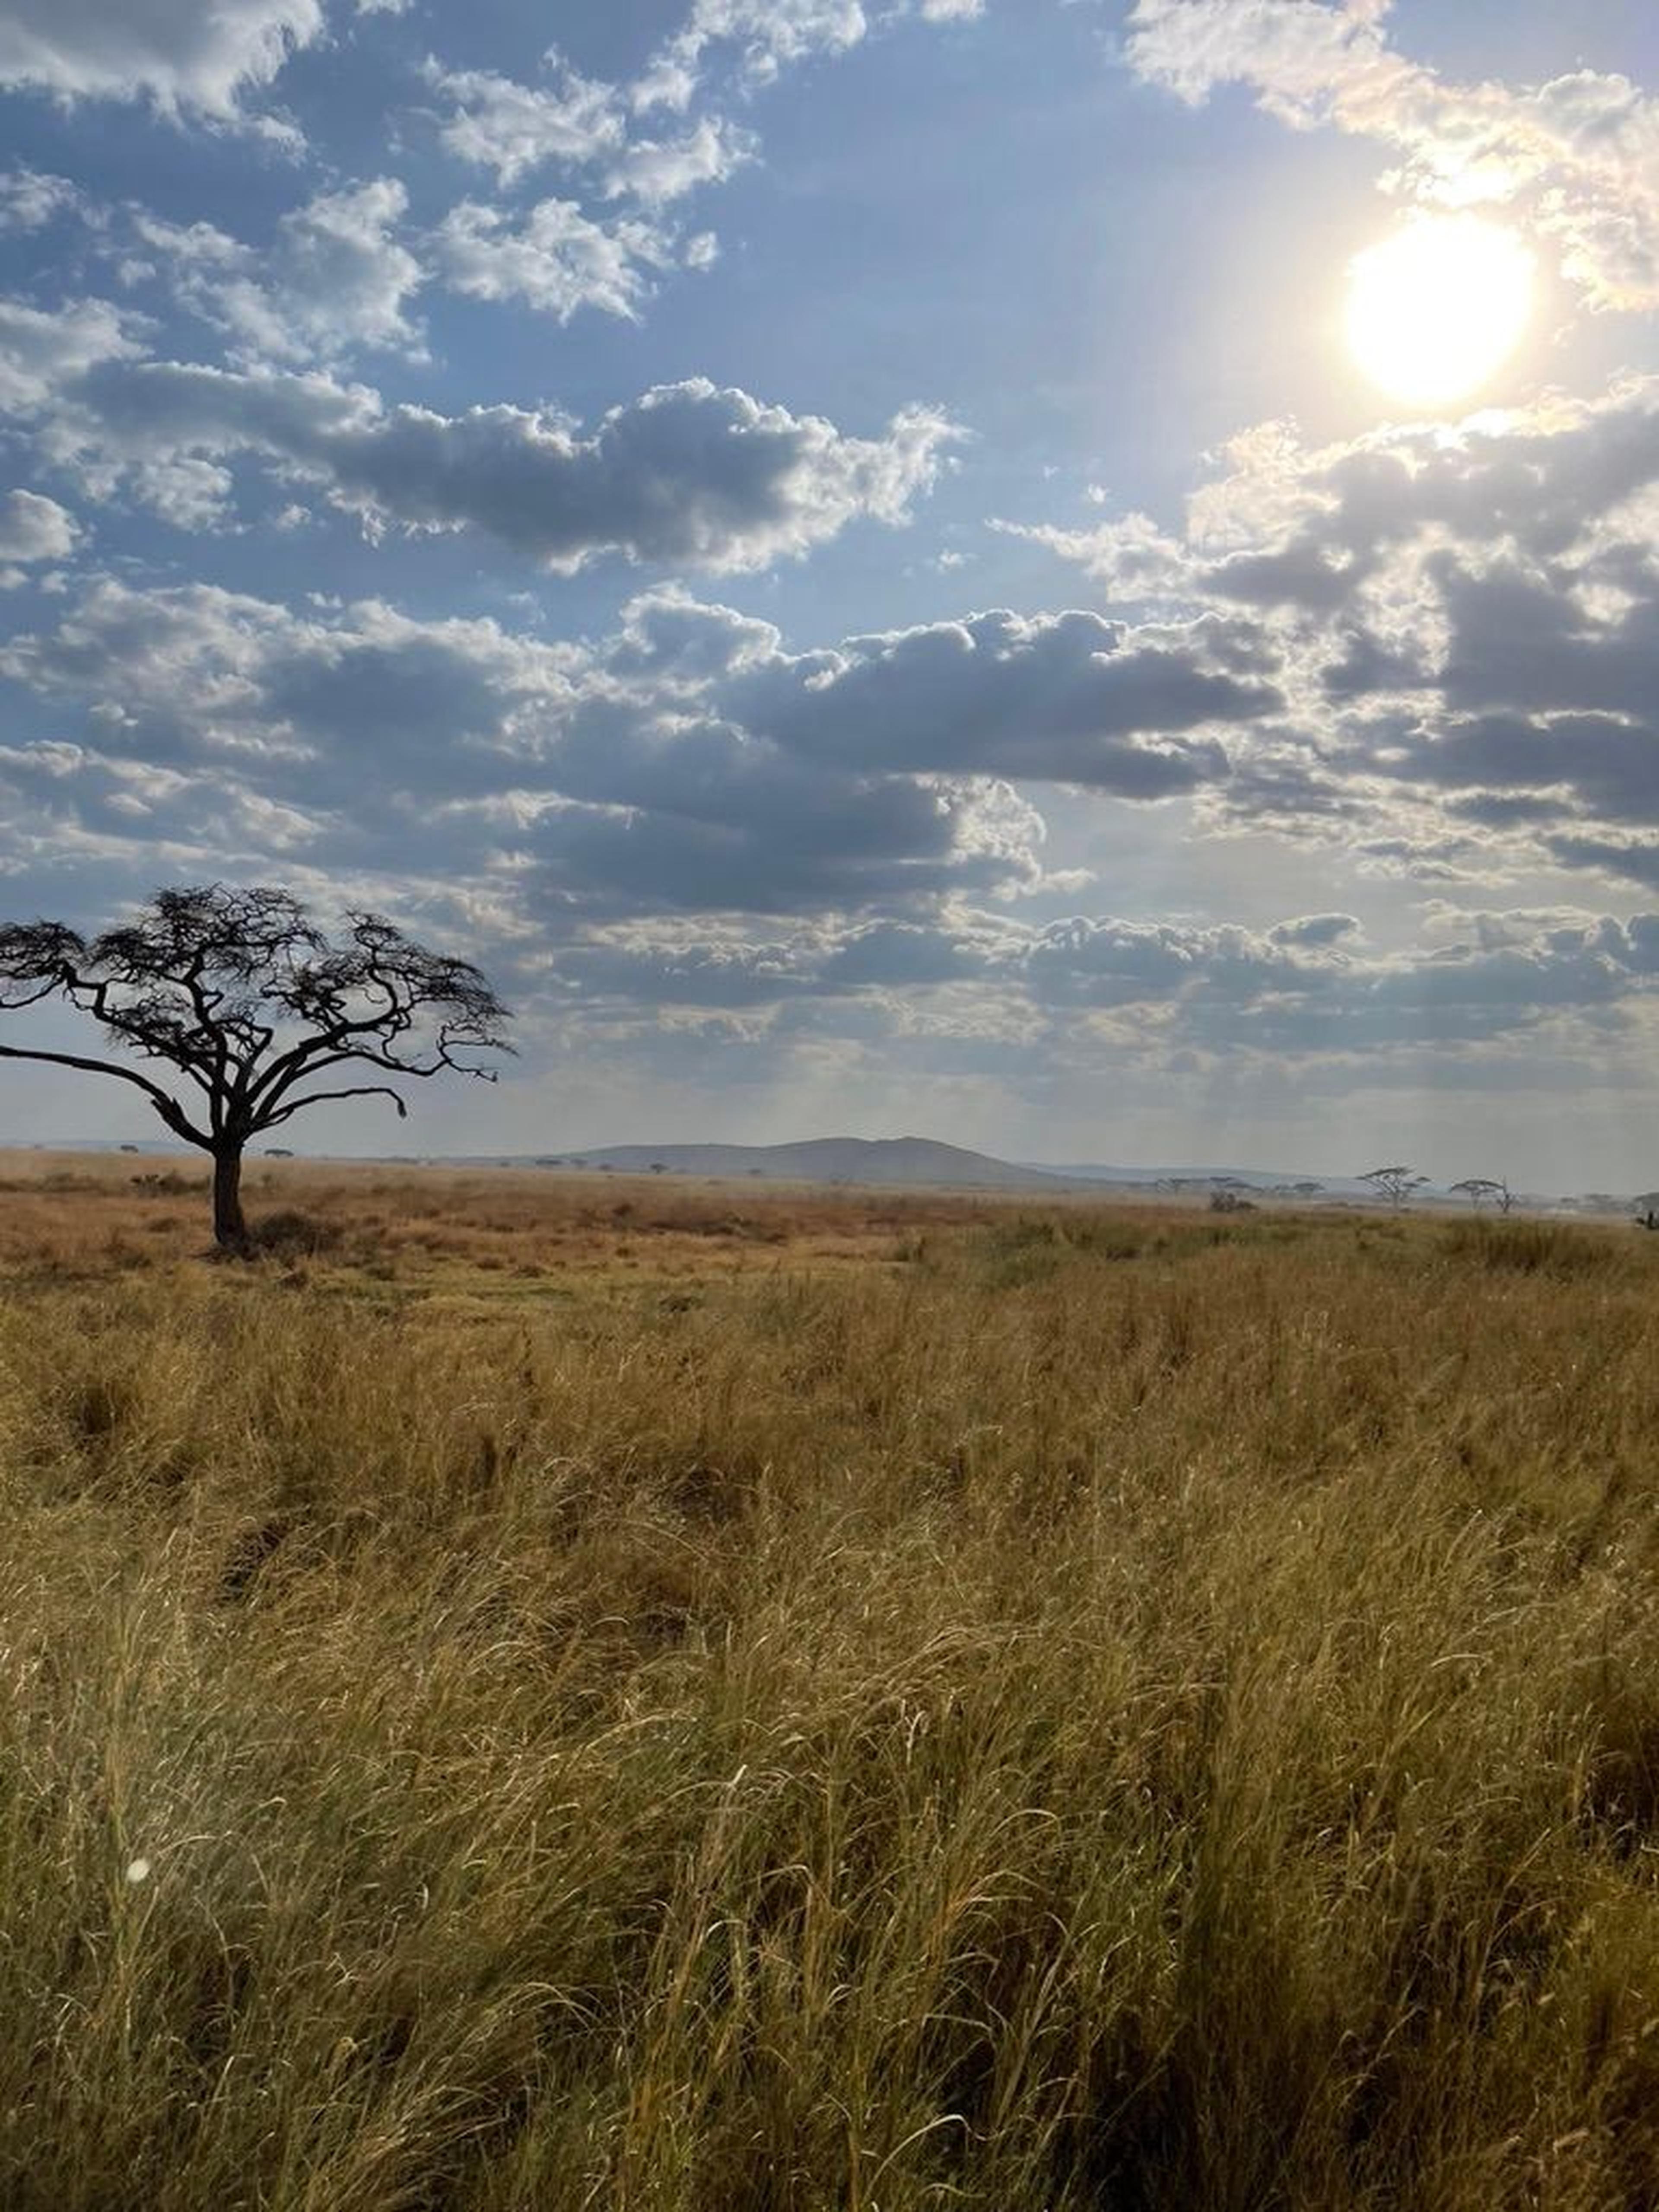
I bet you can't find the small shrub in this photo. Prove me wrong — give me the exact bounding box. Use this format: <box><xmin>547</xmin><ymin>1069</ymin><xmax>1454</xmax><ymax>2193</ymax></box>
<box><xmin>251</xmin><ymin>1209</ymin><xmax>343</xmax><ymax>1259</ymax></box>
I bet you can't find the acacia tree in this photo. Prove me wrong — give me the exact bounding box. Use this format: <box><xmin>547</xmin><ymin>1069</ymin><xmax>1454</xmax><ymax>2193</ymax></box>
<box><xmin>1450</xmin><ymin>1176</ymin><xmax>1515</xmax><ymax>1215</ymax></box>
<box><xmin>0</xmin><ymin>885</ymin><xmax>512</xmax><ymax>1252</ymax></box>
<box><xmin>1359</xmin><ymin>1165</ymin><xmax>1430</xmax><ymax>1210</ymax></box>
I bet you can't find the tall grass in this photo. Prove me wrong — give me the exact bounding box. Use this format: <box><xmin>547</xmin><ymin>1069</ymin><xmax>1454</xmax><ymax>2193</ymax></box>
<box><xmin>2</xmin><ymin>1178</ymin><xmax>1659</xmax><ymax>2205</ymax></box>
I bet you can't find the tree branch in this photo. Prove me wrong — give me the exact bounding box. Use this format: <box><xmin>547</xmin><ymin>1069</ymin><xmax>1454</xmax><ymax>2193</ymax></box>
<box><xmin>0</xmin><ymin>1043</ymin><xmax>210</xmax><ymax>1147</ymax></box>
<box><xmin>257</xmin><ymin>1084</ymin><xmax>410</xmax><ymax>1128</ymax></box>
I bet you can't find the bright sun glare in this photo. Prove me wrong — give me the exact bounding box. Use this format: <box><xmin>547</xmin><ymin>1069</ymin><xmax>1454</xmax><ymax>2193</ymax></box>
<box><xmin>1346</xmin><ymin>214</ymin><xmax>1534</xmax><ymax>408</ymax></box>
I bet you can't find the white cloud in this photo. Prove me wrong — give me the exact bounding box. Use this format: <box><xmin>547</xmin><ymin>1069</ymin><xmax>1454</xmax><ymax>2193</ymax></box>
<box><xmin>0</xmin><ymin>578</ymin><xmax>572</xmax><ymax>775</ymax></box>
<box><xmin>1017</xmin><ymin>375</ymin><xmax>1659</xmax><ymax>882</ymax></box>
<box><xmin>137</xmin><ymin>178</ymin><xmax>425</xmax><ymax>367</ymax></box>
<box><xmin>9</xmin><ymin>324</ymin><xmax>959</xmax><ymax>570</ymax></box>
<box><xmin>0</xmin><ymin>298</ymin><xmax>140</xmax><ymax>415</ymax></box>
<box><xmin>0</xmin><ymin>0</ymin><xmax>325</xmax><ymax>120</ymax></box>
<box><xmin>11</xmin><ymin>567</ymin><xmax>1659</xmax><ymax>1066</ymax></box>
<box><xmin>632</xmin><ymin>0</ymin><xmax>982</xmax><ymax>110</ymax></box>
<box><xmin>0</xmin><ymin>489</ymin><xmax>79</xmax><ymax>584</ymax></box>
<box><xmin>432</xmin><ymin>199</ymin><xmax>676</xmax><ymax>323</ymax></box>
<box><xmin>636</xmin><ymin>0</ymin><xmax>871</xmax><ymax>109</ymax></box>
<box><xmin>0</xmin><ymin>577</ymin><xmax>1048</xmax><ymax>916</ymax></box>
<box><xmin>605</xmin><ymin>114</ymin><xmax>756</xmax><ymax>207</ymax></box>
<box><xmin>727</xmin><ymin>605</ymin><xmax>1276</xmax><ymax>789</ymax></box>
<box><xmin>0</xmin><ymin>167</ymin><xmax>85</xmax><ymax>233</ymax></box>
<box><xmin>1125</xmin><ymin>0</ymin><xmax>1659</xmax><ymax>311</ymax></box>
<box><xmin>426</xmin><ymin>54</ymin><xmax>625</xmax><ymax>189</ymax></box>
<box><xmin>0</xmin><ymin>489</ymin><xmax>77</xmax><ymax>559</ymax></box>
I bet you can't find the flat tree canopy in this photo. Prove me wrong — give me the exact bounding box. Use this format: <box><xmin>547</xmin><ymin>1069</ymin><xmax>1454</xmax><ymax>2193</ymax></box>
<box><xmin>0</xmin><ymin>885</ymin><xmax>512</xmax><ymax>1250</ymax></box>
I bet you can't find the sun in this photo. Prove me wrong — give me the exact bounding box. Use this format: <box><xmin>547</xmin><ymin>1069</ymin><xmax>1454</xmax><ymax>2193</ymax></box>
<box><xmin>1345</xmin><ymin>214</ymin><xmax>1534</xmax><ymax>408</ymax></box>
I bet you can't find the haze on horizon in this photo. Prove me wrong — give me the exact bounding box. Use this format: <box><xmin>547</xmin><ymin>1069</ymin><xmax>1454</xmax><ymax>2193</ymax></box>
<box><xmin>3</xmin><ymin>0</ymin><xmax>1659</xmax><ymax>1194</ymax></box>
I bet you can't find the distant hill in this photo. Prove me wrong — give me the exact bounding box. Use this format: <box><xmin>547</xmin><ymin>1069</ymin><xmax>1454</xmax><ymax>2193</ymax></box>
<box><xmin>542</xmin><ymin>1146</ymin><xmax>1411</xmax><ymax>1200</ymax></box>
<box><xmin>551</xmin><ymin>1136</ymin><xmax>1074</xmax><ymax>1190</ymax></box>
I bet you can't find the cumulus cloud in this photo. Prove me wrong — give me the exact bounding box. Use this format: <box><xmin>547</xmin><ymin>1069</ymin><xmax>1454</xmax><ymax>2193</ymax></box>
<box><xmin>10</xmin><ymin>563</ymin><xmax>1659</xmax><ymax>1066</ymax></box>
<box><xmin>0</xmin><ymin>580</ymin><xmax>576</xmax><ymax>833</ymax></box>
<box><xmin>137</xmin><ymin>180</ymin><xmax>425</xmax><ymax>367</ymax></box>
<box><xmin>1270</xmin><ymin>911</ymin><xmax>1359</xmax><ymax>947</ymax></box>
<box><xmin>426</xmin><ymin>55</ymin><xmax>626</xmax><ymax>188</ymax></box>
<box><xmin>1016</xmin><ymin>378</ymin><xmax>1659</xmax><ymax>877</ymax></box>
<box><xmin>604</xmin><ymin>114</ymin><xmax>756</xmax><ymax>207</ymax></box>
<box><xmin>6</xmin><ymin>318</ymin><xmax>959</xmax><ymax>567</ymax></box>
<box><xmin>610</xmin><ymin>586</ymin><xmax>780</xmax><ymax>680</ymax></box>
<box><xmin>431</xmin><ymin>199</ymin><xmax>680</xmax><ymax>323</ymax></box>
<box><xmin>0</xmin><ymin>489</ymin><xmax>79</xmax><ymax>583</ymax></box>
<box><xmin>0</xmin><ymin>167</ymin><xmax>86</xmax><ymax>233</ymax></box>
<box><xmin>0</xmin><ymin>576</ymin><xmax>1049</xmax><ymax>917</ymax></box>
<box><xmin>424</xmin><ymin>0</ymin><xmax>963</xmax><ymax>324</ymax></box>
<box><xmin>311</xmin><ymin>379</ymin><xmax>953</xmax><ymax>572</ymax></box>
<box><xmin>1125</xmin><ymin>0</ymin><xmax>1659</xmax><ymax>310</ymax></box>
<box><xmin>476</xmin><ymin>893</ymin><xmax>1659</xmax><ymax>1059</ymax></box>
<box><xmin>635</xmin><ymin>0</ymin><xmax>871</xmax><ymax>110</ymax></box>
<box><xmin>1011</xmin><ymin>901</ymin><xmax>1659</xmax><ymax>1058</ymax></box>
<box><xmin>630</xmin><ymin>0</ymin><xmax>983</xmax><ymax>112</ymax></box>
<box><xmin>572</xmin><ymin>592</ymin><xmax>1266</xmax><ymax>798</ymax></box>
<box><xmin>727</xmin><ymin>607</ymin><xmax>1277</xmax><ymax>789</ymax></box>
<box><xmin>0</xmin><ymin>298</ymin><xmax>140</xmax><ymax>415</ymax></box>
<box><xmin>529</xmin><ymin>770</ymin><xmax>1041</xmax><ymax>917</ymax></box>
<box><xmin>0</xmin><ymin>0</ymin><xmax>324</xmax><ymax>120</ymax></box>
<box><xmin>424</xmin><ymin>47</ymin><xmax>753</xmax><ymax>213</ymax></box>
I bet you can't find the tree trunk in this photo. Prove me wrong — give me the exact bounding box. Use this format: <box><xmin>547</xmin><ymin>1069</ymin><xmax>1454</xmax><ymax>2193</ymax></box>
<box><xmin>212</xmin><ymin>1144</ymin><xmax>250</xmax><ymax>1253</ymax></box>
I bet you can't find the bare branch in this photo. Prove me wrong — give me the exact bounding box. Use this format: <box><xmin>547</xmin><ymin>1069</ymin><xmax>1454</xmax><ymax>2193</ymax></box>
<box><xmin>257</xmin><ymin>1084</ymin><xmax>410</xmax><ymax>1128</ymax></box>
<box><xmin>0</xmin><ymin>1042</ymin><xmax>210</xmax><ymax>1147</ymax></box>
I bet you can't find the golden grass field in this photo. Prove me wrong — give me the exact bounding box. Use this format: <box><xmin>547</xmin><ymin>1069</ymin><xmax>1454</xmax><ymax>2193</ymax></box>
<box><xmin>6</xmin><ymin>1151</ymin><xmax>1659</xmax><ymax>2208</ymax></box>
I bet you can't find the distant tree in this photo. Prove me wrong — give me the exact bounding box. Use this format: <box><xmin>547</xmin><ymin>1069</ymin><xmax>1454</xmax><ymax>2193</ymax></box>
<box><xmin>1450</xmin><ymin>1176</ymin><xmax>1514</xmax><ymax>1214</ymax></box>
<box><xmin>0</xmin><ymin>885</ymin><xmax>511</xmax><ymax>1253</ymax></box>
<box><xmin>1360</xmin><ymin>1165</ymin><xmax>1429</xmax><ymax>1210</ymax></box>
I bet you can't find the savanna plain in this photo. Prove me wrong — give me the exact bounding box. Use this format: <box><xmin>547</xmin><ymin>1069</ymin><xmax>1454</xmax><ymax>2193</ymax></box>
<box><xmin>7</xmin><ymin>1154</ymin><xmax>1659</xmax><ymax>2211</ymax></box>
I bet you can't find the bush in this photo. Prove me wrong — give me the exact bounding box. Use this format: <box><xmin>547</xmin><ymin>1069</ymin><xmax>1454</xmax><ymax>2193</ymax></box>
<box><xmin>250</xmin><ymin>1208</ymin><xmax>343</xmax><ymax>1259</ymax></box>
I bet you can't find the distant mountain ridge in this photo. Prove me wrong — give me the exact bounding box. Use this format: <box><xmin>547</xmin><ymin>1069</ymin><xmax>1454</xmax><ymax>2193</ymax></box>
<box><xmin>555</xmin><ymin>1136</ymin><xmax>1073</xmax><ymax>1189</ymax></box>
<box><xmin>552</xmin><ymin>1141</ymin><xmax>1386</xmax><ymax>1193</ymax></box>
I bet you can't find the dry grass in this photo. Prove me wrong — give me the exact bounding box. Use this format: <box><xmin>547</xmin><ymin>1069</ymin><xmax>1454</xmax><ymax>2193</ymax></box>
<box><xmin>3</xmin><ymin>1158</ymin><xmax>1659</xmax><ymax>2206</ymax></box>
<box><xmin>0</xmin><ymin>1150</ymin><xmax>1014</xmax><ymax>1285</ymax></box>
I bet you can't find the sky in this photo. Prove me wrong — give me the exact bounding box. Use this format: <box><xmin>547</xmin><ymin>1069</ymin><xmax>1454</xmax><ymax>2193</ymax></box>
<box><xmin>3</xmin><ymin>0</ymin><xmax>1659</xmax><ymax>1187</ymax></box>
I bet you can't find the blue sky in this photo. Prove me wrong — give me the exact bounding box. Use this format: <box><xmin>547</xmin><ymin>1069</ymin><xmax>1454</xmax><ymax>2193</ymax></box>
<box><xmin>4</xmin><ymin>0</ymin><xmax>1659</xmax><ymax>1186</ymax></box>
